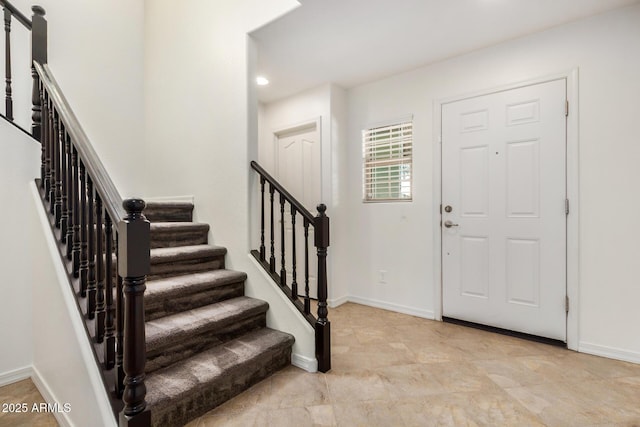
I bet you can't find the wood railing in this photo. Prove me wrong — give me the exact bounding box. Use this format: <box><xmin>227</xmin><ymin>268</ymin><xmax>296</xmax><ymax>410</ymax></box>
<box><xmin>3</xmin><ymin>2</ymin><xmax>152</xmax><ymax>426</ymax></box>
<box><xmin>250</xmin><ymin>161</ymin><xmax>331</xmax><ymax>373</ymax></box>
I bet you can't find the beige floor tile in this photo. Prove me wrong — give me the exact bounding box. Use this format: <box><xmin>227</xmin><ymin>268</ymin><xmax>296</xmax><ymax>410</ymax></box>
<box><xmin>199</xmin><ymin>409</ymin><xmax>268</xmax><ymax>427</ymax></box>
<box><xmin>378</xmin><ymin>363</ymin><xmax>447</xmax><ymax>398</ymax></box>
<box><xmin>269</xmin><ymin>369</ymin><xmax>330</xmax><ymax>409</ymax></box>
<box><xmin>0</xmin><ymin>379</ymin><xmax>58</xmax><ymax>427</ymax></box>
<box><xmin>325</xmin><ymin>370</ymin><xmax>389</xmax><ymax>403</ymax></box>
<box><xmin>267</xmin><ymin>405</ymin><xmax>337</xmax><ymax>427</ymax></box>
<box><xmin>333</xmin><ymin>400</ymin><xmax>405</xmax><ymax>427</ymax></box>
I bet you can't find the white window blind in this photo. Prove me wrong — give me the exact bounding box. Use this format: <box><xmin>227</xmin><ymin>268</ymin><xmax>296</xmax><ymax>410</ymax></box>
<box><xmin>362</xmin><ymin>120</ymin><xmax>413</xmax><ymax>202</ymax></box>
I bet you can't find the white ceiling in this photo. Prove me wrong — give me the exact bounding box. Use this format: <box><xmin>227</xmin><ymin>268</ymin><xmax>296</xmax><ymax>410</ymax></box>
<box><xmin>251</xmin><ymin>0</ymin><xmax>638</xmax><ymax>103</ymax></box>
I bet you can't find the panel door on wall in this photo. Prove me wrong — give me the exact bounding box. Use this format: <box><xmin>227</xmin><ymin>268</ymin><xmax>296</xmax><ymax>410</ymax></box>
<box><xmin>275</xmin><ymin>122</ymin><xmax>321</xmax><ymax>299</ymax></box>
<box><xmin>442</xmin><ymin>79</ymin><xmax>567</xmax><ymax>341</ymax></box>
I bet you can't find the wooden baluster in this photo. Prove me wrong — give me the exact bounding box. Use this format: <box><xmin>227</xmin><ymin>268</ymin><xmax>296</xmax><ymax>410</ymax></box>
<box><xmin>4</xmin><ymin>8</ymin><xmax>12</xmax><ymax>121</ymax></box>
<box><xmin>269</xmin><ymin>184</ymin><xmax>276</xmax><ymax>273</ymax></box>
<box><xmin>39</xmin><ymin>83</ymin><xmax>45</xmax><ymax>185</ymax></box>
<box><xmin>115</xmin><ymin>233</ymin><xmax>125</xmax><ymax>396</ymax></box>
<box><xmin>61</xmin><ymin>129</ymin><xmax>71</xmax><ymax>245</ymax></box>
<box><xmin>71</xmin><ymin>147</ymin><xmax>81</xmax><ymax>271</ymax></box>
<box><xmin>86</xmin><ymin>176</ymin><xmax>97</xmax><ymax>319</ymax></box>
<box><xmin>43</xmin><ymin>92</ymin><xmax>51</xmax><ymax>199</ymax></box>
<box><xmin>259</xmin><ymin>176</ymin><xmax>266</xmax><ymax>261</ymax></box>
<box><xmin>314</xmin><ymin>204</ymin><xmax>331</xmax><ymax>373</ymax></box>
<box><xmin>304</xmin><ymin>218</ymin><xmax>310</xmax><ymax>315</ymax></box>
<box><xmin>79</xmin><ymin>162</ymin><xmax>88</xmax><ymax>296</ymax></box>
<box><xmin>95</xmin><ymin>194</ymin><xmax>105</xmax><ymax>342</ymax></box>
<box><xmin>47</xmin><ymin>97</ymin><xmax>55</xmax><ymax>212</ymax></box>
<box><xmin>280</xmin><ymin>193</ymin><xmax>286</xmax><ymax>287</ymax></box>
<box><xmin>104</xmin><ymin>215</ymin><xmax>115</xmax><ymax>369</ymax></box>
<box><xmin>31</xmin><ymin>6</ymin><xmax>46</xmax><ymax>140</ymax></box>
<box><xmin>119</xmin><ymin>199</ymin><xmax>151</xmax><ymax>427</ymax></box>
<box><xmin>290</xmin><ymin>206</ymin><xmax>298</xmax><ymax>300</ymax></box>
<box><xmin>53</xmin><ymin>111</ymin><xmax>62</xmax><ymax>225</ymax></box>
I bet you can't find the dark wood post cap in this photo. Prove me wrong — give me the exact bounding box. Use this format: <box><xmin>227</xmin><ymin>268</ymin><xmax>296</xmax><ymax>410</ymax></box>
<box><xmin>31</xmin><ymin>6</ymin><xmax>46</xmax><ymax>16</ymax></box>
<box><xmin>123</xmin><ymin>199</ymin><xmax>146</xmax><ymax>218</ymax></box>
<box><xmin>317</xmin><ymin>203</ymin><xmax>327</xmax><ymax>215</ymax></box>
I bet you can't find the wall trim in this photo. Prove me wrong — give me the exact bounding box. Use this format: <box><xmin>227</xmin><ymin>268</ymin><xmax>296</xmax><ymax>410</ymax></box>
<box><xmin>328</xmin><ymin>295</ymin><xmax>349</xmax><ymax>308</ymax></box>
<box><xmin>31</xmin><ymin>182</ymin><xmax>118</xmax><ymax>427</ymax></box>
<box><xmin>144</xmin><ymin>195</ymin><xmax>195</xmax><ymax>203</ymax></box>
<box><xmin>0</xmin><ymin>365</ymin><xmax>32</xmax><ymax>387</ymax></box>
<box><xmin>579</xmin><ymin>342</ymin><xmax>640</xmax><ymax>365</ymax></box>
<box><xmin>347</xmin><ymin>295</ymin><xmax>435</xmax><ymax>319</ymax></box>
<box><xmin>291</xmin><ymin>353</ymin><xmax>318</xmax><ymax>373</ymax></box>
<box><xmin>433</xmin><ymin>69</ymin><xmax>580</xmax><ymax>350</ymax></box>
<box><xmin>31</xmin><ymin>365</ymin><xmax>73</xmax><ymax>427</ymax></box>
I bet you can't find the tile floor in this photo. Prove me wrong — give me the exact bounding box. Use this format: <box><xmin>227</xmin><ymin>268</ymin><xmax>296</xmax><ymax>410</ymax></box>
<box><xmin>2</xmin><ymin>302</ymin><xmax>640</xmax><ymax>426</ymax></box>
<box><xmin>186</xmin><ymin>302</ymin><xmax>640</xmax><ymax>427</ymax></box>
<box><xmin>0</xmin><ymin>378</ymin><xmax>58</xmax><ymax>426</ymax></box>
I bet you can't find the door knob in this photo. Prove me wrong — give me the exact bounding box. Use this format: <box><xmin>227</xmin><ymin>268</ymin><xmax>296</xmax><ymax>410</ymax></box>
<box><xmin>444</xmin><ymin>220</ymin><xmax>459</xmax><ymax>228</ymax></box>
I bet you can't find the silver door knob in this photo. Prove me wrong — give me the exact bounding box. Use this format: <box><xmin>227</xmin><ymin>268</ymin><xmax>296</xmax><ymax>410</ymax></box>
<box><xmin>444</xmin><ymin>220</ymin><xmax>459</xmax><ymax>228</ymax></box>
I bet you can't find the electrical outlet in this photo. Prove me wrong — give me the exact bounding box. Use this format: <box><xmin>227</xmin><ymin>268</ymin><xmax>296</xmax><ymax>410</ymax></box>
<box><xmin>379</xmin><ymin>270</ymin><xmax>387</xmax><ymax>284</ymax></box>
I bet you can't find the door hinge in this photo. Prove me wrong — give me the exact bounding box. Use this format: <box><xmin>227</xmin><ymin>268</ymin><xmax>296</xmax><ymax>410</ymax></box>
<box><xmin>565</xmin><ymin>199</ymin><xmax>570</xmax><ymax>215</ymax></box>
<box><xmin>565</xmin><ymin>295</ymin><xmax>570</xmax><ymax>313</ymax></box>
<box><xmin>440</xmin><ymin>204</ymin><xmax>442</xmax><ymax>214</ymax></box>
<box><xmin>565</xmin><ymin>100</ymin><xmax>569</xmax><ymax>117</ymax></box>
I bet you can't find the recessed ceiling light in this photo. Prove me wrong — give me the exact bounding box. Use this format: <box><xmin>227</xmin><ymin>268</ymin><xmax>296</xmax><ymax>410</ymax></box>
<box><xmin>256</xmin><ymin>76</ymin><xmax>270</xmax><ymax>86</ymax></box>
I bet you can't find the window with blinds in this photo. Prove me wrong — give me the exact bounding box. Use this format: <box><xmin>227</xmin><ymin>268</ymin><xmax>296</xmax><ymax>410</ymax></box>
<box><xmin>362</xmin><ymin>120</ymin><xmax>413</xmax><ymax>202</ymax></box>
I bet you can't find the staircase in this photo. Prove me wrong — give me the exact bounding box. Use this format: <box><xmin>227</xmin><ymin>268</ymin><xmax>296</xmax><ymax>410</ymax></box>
<box><xmin>140</xmin><ymin>201</ymin><xmax>294</xmax><ymax>427</ymax></box>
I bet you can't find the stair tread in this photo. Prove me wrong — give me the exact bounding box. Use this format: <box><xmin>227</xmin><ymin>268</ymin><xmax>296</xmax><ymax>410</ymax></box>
<box><xmin>146</xmin><ymin>269</ymin><xmax>246</xmax><ymax>298</ymax></box>
<box><xmin>150</xmin><ymin>222</ymin><xmax>209</xmax><ymax>231</ymax></box>
<box><xmin>150</xmin><ymin>244</ymin><xmax>226</xmax><ymax>263</ymax></box>
<box><xmin>146</xmin><ymin>296</ymin><xmax>268</xmax><ymax>352</ymax></box>
<box><xmin>146</xmin><ymin>328</ymin><xmax>294</xmax><ymax>407</ymax></box>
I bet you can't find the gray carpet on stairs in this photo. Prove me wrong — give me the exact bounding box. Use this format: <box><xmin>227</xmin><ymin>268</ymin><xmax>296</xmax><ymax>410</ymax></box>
<box><xmin>138</xmin><ymin>201</ymin><xmax>294</xmax><ymax>427</ymax></box>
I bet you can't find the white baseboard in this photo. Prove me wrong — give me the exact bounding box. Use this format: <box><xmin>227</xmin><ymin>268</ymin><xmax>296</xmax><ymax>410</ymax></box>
<box><xmin>144</xmin><ymin>195</ymin><xmax>195</xmax><ymax>203</ymax></box>
<box><xmin>347</xmin><ymin>296</ymin><xmax>435</xmax><ymax>320</ymax></box>
<box><xmin>291</xmin><ymin>353</ymin><xmax>318</xmax><ymax>373</ymax></box>
<box><xmin>578</xmin><ymin>341</ymin><xmax>640</xmax><ymax>364</ymax></box>
<box><xmin>31</xmin><ymin>366</ymin><xmax>72</xmax><ymax>427</ymax></box>
<box><xmin>328</xmin><ymin>295</ymin><xmax>349</xmax><ymax>308</ymax></box>
<box><xmin>0</xmin><ymin>366</ymin><xmax>32</xmax><ymax>387</ymax></box>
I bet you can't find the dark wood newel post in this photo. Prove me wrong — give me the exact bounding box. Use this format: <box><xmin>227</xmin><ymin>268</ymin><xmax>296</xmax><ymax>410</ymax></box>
<box><xmin>314</xmin><ymin>204</ymin><xmax>331</xmax><ymax>373</ymax></box>
<box><xmin>118</xmin><ymin>199</ymin><xmax>151</xmax><ymax>427</ymax></box>
<box><xmin>30</xmin><ymin>5</ymin><xmax>46</xmax><ymax>140</ymax></box>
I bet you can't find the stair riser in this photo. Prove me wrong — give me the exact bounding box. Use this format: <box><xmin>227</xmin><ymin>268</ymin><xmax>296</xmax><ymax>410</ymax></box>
<box><xmin>150</xmin><ymin>229</ymin><xmax>208</xmax><ymax>249</ymax></box>
<box><xmin>143</xmin><ymin>207</ymin><xmax>193</xmax><ymax>222</ymax></box>
<box><xmin>150</xmin><ymin>344</ymin><xmax>292</xmax><ymax>427</ymax></box>
<box><xmin>145</xmin><ymin>281</ymin><xmax>244</xmax><ymax>321</ymax></box>
<box><xmin>149</xmin><ymin>257</ymin><xmax>224</xmax><ymax>279</ymax></box>
<box><xmin>146</xmin><ymin>312</ymin><xmax>267</xmax><ymax>373</ymax></box>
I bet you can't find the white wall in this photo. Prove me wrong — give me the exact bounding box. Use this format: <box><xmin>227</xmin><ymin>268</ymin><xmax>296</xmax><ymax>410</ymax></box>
<box><xmin>28</xmin><ymin>183</ymin><xmax>117</xmax><ymax>427</ymax></box>
<box><xmin>0</xmin><ymin>120</ymin><xmax>38</xmax><ymax>383</ymax></box>
<box><xmin>342</xmin><ymin>3</ymin><xmax>640</xmax><ymax>359</ymax></box>
<box><xmin>10</xmin><ymin>0</ymin><xmax>146</xmax><ymax>197</ymax></box>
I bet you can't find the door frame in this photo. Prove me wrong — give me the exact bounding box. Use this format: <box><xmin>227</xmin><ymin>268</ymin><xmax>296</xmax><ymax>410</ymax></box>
<box><xmin>432</xmin><ymin>69</ymin><xmax>580</xmax><ymax>350</ymax></box>
<box><xmin>272</xmin><ymin>117</ymin><xmax>323</xmax><ymax>194</ymax></box>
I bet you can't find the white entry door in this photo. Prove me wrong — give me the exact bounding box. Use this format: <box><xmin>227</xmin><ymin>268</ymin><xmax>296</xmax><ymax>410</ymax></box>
<box><xmin>442</xmin><ymin>79</ymin><xmax>567</xmax><ymax>341</ymax></box>
<box><xmin>275</xmin><ymin>121</ymin><xmax>321</xmax><ymax>299</ymax></box>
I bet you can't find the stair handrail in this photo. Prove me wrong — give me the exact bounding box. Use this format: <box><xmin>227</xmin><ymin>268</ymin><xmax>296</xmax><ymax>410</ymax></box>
<box><xmin>250</xmin><ymin>160</ymin><xmax>315</xmax><ymax>223</ymax></box>
<box><xmin>250</xmin><ymin>160</ymin><xmax>331</xmax><ymax>373</ymax></box>
<box><xmin>0</xmin><ymin>0</ymin><xmax>31</xmax><ymax>29</ymax></box>
<box><xmin>10</xmin><ymin>3</ymin><xmax>151</xmax><ymax>424</ymax></box>
<box><xmin>34</xmin><ymin>62</ymin><xmax>126</xmax><ymax>222</ymax></box>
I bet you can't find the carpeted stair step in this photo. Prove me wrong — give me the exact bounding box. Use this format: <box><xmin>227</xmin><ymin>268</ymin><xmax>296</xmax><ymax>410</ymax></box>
<box><xmin>146</xmin><ymin>328</ymin><xmax>295</xmax><ymax>427</ymax></box>
<box><xmin>145</xmin><ymin>269</ymin><xmax>246</xmax><ymax>321</ymax></box>
<box><xmin>145</xmin><ymin>296</ymin><xmax>269</xmax><ymax>373</ymax></box>
<box><xmin>144</xmin><ymin>201</ymin><xmax>194</xmax><ymax>222</ymax></box>
<box><xmin>150</xmin><ymin>222</ymin><xmax>209</xmax><ymax>248</ymax></box>
<box><xmin>149</xmin><ymin>244</ymin><xmax>226</xmax><ymax>279</ymax></box>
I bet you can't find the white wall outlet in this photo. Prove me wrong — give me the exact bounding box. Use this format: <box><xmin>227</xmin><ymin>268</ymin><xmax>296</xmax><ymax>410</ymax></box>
<box><xmin>379</xmin><ymin>270</ymin><xmax>387</xmax><ymax>284</ymax></box>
